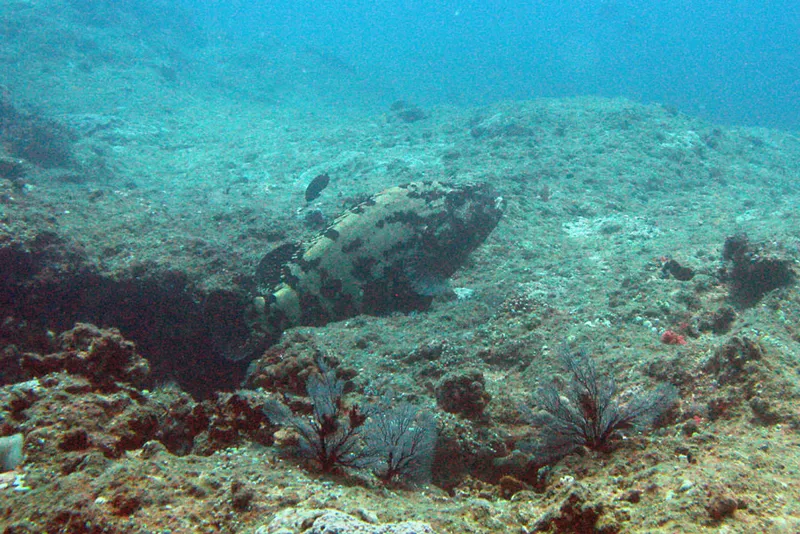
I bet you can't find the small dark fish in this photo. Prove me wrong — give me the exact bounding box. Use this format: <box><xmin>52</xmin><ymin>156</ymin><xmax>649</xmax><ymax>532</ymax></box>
<box><xmin>305</xmin><ymin>173</ymin><xmax>330</xmax><ymax>202</ymax></box>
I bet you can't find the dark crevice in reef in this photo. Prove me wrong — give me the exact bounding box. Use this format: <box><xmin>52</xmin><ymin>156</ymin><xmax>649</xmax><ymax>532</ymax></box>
<box><xmin>0</xmin><ymin>239</ymin><xmax>253</xmax><ymax>399</ymax></box>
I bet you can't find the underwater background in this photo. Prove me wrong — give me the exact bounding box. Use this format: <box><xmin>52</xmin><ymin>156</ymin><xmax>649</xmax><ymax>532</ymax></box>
<box><xmin>180</xmin><ymin>0</ymin><xmax>800</xmax><ymax>128</ymax></box>
<box><xmin>1</xmin><ymin>1</ymin><xmax>800</xmax><ymax>532</ymax></box>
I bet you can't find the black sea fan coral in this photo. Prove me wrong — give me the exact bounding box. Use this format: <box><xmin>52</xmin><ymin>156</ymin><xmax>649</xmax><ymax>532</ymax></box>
<box><xmin>297</xmin><ymin>361</ymin><xmax>368</xmax><ymax>472</ymax></box>
<box><xmin>364</xmin><ymin>397</ymin><xmax>437</xmax><ymax>484</ymax></box>
<box><xmin>532</xmin><ymin>347</ymin><xmax>677</xmax><ymax>455</ymax></box>
<box><xmin>263</xmin><ymin>361</ymin><xmax>437</xmax><ymax>480</ymax></box>
<box><xmin>264</xmin><ymin>358</ymin><xmax>368</xmax><ymax>473</ymax></box>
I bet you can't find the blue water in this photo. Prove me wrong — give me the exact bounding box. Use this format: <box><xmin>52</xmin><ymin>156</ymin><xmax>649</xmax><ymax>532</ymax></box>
<box><xmin>181</xmin><ymin>0</ymin><xmax>800</xmax><ymax>129</ymax></box>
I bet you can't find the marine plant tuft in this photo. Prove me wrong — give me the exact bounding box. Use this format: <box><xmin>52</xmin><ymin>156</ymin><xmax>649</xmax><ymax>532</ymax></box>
<box><xmin>265</xmin><ymin>359</ymin><xmax>437</xmax><ymax>481</ymax></box>
<box><xmin>292</xmin><ymin>359</ymin><xmax>368</xmax><ymax>472</ymax></box>
<box><xmin>530</xmin><ymin>346</ymin><xmax>677</xmax><ymax>456</ymax></box>
<box><xmin>364</xmin><ymin>396</ymin><xmax>437</xmax><ymax>484</ymax></box>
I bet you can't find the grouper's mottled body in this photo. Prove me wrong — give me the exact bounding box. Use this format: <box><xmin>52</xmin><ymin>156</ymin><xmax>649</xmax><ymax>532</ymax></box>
<box><xmin>259</xmin><ymin>181</ymin><xmax>503</xmax><ymax>336</ymax></box>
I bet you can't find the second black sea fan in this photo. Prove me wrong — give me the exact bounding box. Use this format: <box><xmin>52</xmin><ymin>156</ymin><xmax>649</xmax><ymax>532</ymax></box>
<box><xmin>532</xmin><ymin>347</ymin><xmax>678</xmax><ymax>455</ymax></box>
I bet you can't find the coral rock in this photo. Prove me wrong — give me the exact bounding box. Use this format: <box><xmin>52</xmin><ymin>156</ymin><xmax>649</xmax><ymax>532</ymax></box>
<box><xmin>435</xmin><ymin>369</ymin><xmax>491</xmax><ymax>419</ymax></box>
<box><xmin>20</xmin><ymin>323</ymin><xmax>150</xmax><ymax>389</ymax></box>
<box><xmin>263</xmin><ymin>508</ymin><xmax>437</xmax><ymax>534</ymax></box>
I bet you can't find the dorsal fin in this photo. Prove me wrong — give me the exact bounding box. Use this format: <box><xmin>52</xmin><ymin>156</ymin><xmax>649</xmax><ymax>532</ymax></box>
<box><xmin>255</xmin><ymin>242</ymin><xmax>300</xmax><ymax>291</ymax></box>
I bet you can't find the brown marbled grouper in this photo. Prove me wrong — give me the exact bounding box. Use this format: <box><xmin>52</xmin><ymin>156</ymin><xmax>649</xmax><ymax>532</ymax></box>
<box><xmin>253</xmin><ymin>181</ymin><xmax>504</xmax><ymax>340</ymax></box>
